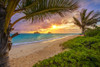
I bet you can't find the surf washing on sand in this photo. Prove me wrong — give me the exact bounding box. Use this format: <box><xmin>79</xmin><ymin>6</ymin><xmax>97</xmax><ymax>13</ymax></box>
<box><xmin>11</xmin><ymin>33</ymin><xmax>79</xmax><ymax>45</ymax></box>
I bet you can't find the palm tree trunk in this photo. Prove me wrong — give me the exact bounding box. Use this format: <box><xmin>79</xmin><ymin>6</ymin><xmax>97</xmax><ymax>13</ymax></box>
<box><xmin>0</xmin><ymin>32</ymin><xmax>10</xmax><ymax>67</ymax></box>
<box><xmin>0</xmin><ymin>5</ymin><xmax>10</xmax><ymax>67</ymax></box>
<box><xmin>0</xmin><ymin>53</ymin><xmax>10</xmax><ymax>67</ymax></box>
<box><xmin>82</xmin><ymin>27</ymin><xmax>85</xmax><ymax>35</ymax></box>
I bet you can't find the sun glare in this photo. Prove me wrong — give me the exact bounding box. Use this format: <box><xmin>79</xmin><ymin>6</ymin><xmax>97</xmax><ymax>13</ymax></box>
<box><xmin>52</xmin><ymin>25</ymin><xmax>57</xmax><ymax>29</ymax></box>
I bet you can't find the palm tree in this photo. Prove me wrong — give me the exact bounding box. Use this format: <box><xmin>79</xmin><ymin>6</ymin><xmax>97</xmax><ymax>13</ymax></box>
<box><xmin>73</xmin><ymin>9</ymin><xmax>100</xmax><ymax>35</ymax></box>
<box><xmin>0</xmin><ymin>0</ymin><xmax>78</xmax><ymax>66</ymax></box>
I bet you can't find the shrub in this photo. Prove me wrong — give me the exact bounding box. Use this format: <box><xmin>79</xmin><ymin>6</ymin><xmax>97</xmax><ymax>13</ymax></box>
<box><xmin>33</xmin><ymin>36</ymin><xmax>100</xmax><ymax>67</ymax></box>
<box><xmin>85</xmin><ymin>27</ymin><xmax>100</xmax><ymax>37</ymax></box>
<box><xmin>62</xmin><ymin>36</ymin><xmax>100</xmax><ymax>50</ymax></box>
<box><xmin>33</xmin><ymin>49</ymin><xmax>100</xmax><ymax>67</ymax></box>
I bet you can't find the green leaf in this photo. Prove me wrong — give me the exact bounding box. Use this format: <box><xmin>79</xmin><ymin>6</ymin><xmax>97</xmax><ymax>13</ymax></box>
<box><xmin>12</xmin><ymin>0</ymin><xmax>79</xmax><ymax>27</ymax></box>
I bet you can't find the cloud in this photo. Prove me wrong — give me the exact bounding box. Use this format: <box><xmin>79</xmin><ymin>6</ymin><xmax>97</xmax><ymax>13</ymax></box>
<box><xmin>12</xmin><ymin>11</ymin><xmax>81</xmax><ymax>33</ymax></box>
<box><xmin>12</xmin><ymin>0</ymin><xmax>100</xmax><ymax>33</ymax></box>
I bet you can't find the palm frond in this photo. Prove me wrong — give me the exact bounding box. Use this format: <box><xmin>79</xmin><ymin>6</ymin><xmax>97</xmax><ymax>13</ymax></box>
<box><xmin>86</xmin><ymin>18</ymin><xmax>99</xmax><ymax>26</ymax></box>
<box><xmin>88</xmin><ymin>12</ymin><xmax>100</xmax><ymax>21</ymax></box>
<box><xmin>0</xmin><ymin>0</ymin><xmax>5</xmax><ymax>7</ymax></box>
<box><xmin>85</xmin><ymin>10</ymin><xmax>94</xmax><ymax>21</ymax></box>
<box><xmin>86</xmin><ymin>11</ymin><xmax>100</xmax><ymax>26</ymax></box>
<box><xmin>11</xmin><ymin>0</ymin><xmax>79</xmax><ymax>27</ymax></box>
<box><xmin>21</xmin><ymin>0</ymin><xmax>79</xmax><ymax>22</ymax></box>
<box><xmin>17</xmin><ymin>0</ymin><xmax>37</xmax><ymax>10</ymax></box>
<box><xmin>0</xmin><ymin>0</ymin><xmax>8</xmax><ymax>8</ymax></box>
<box><xmin>4</xmin><ymin>0</ymin><xmax>8</xmax><ymax>7</ymax></box>
<box><xmin>80</xmin><ymin>9</ymin><xmax>87</xmax><ymax>24</ymax></box>
<box><xmin>13</xmin><ymin>0</ymin><xmax>37</xmax><ymax>16</ymax></box>
<box><xmin>73</xmin><ymin>17</ymin><xmax>82</xmax><ymax>28</ymax></box>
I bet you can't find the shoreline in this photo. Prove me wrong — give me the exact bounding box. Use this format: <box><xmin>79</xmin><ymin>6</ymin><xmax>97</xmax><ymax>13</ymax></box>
<box><xmin>9</xmin><ymin>35</ymin><xmax>79</xmax><ymax>67</ymax></box>
<box><xmin>12</xmin><ymin>34</ymin><xmax>78</xmax><ymax>46</ymax></box>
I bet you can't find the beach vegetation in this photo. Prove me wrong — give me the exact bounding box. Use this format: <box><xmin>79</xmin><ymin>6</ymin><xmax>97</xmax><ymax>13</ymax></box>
<box><xmin>85</xmin><ymin>27</ymin><xmax>100</xmax><ymax>37</ymax></box>
<box><xmin>0</xmin><ymin>0</ymin><xmax>79</xmax><ymax>66</ymax></box>
<box><xmin>33</xmin><ymin>29</ymin><xmax>100</xmax><ymax>67</ymax></box>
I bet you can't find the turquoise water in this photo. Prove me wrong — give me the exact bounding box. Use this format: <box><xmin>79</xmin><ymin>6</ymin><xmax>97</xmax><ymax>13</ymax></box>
<box><xmin>12</xmin><ymin>33</ymin><xmax>79</xmax><ymax>45</ymax></box>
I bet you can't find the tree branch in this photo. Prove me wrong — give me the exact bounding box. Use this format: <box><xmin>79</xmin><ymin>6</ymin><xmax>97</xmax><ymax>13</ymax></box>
<box><xmin>10</xmin><ymin>28</ymin><xmax>14</xmax><ymax>31</ymax></box>
<box><xmin>13</xmin><ymin>8</ymin><xmax>25</xmax><ymax>15</ymax></box>
<box><xmin>11</xmin><ymin>32</ymin><xmax>19</xmax><ymax>38</ymax></box>
<box><xmin>11</xmin><ymin>16</ymin><xmax>25</xmax><ymax>27</ymax></box>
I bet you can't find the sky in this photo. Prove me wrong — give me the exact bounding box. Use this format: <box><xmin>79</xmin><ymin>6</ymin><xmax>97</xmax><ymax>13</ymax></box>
<box><xmin>11</xmin><ymin>0</ymin><xmax>100</xmax><ymax>33</ymax></box>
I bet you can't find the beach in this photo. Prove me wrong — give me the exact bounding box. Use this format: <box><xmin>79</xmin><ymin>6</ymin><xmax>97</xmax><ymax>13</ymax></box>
<box><xmin>9</xmin><ymin>35</ymin><xmax>79</xmax><ymax>67</ymax></box>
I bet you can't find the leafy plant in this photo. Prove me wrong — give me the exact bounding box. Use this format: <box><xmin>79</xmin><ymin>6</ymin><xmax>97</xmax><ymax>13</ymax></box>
<box><xmin>33</xmin><ymin>36</ymin><xmax>100</xmax><ymax>67</ymax></box>
<box><xmin>85</xmin><ymin>27</ymin><xmax>100</xmax><ymax>37</ymax></box>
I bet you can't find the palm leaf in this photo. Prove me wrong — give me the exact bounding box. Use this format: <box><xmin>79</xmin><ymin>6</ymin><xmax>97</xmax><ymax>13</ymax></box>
<box><xmin>86</xmin><ymin>18</ymin><xmax>99</xmax><ymax>26</ymax></box>
<box><xmin>85</xmin><ymin>10</ymin><xmax>94</xmax><ymax>20</ymax></box>
<box><xmin>73</xmin><ymin>17</ymin><xmax>82</xmax><ymax>28</ymax></box>
<box><xmin>80</xmin><ymin>9</ymin><xmax>87</xmax><ymax>24</ymax></box>
<box><xmin>11</xmin><ymin>0</ymin><xmax>78</xmax><ymax>27</ymax></box>
<box><xmin>88</xmin><ymin>12</ymin><xmax>100</xmax><ymax>21</ymax></box>
<box><xmin>86</xmin><ymin>11</ymin><xmax>100</xmax><ymax>26</ymax></box>
<box><xmin>13</xmin><ymin>0</ymin><xmax>38</xmax><ymax>16</ymax></box>
<box><xmin>4</xmin><ymin>0</ymin><xmax>8</xmax><ymax>7</ymax></box>
<box><xmin>0</xmin><ymin>0</ymin><xmax>5</xmax><ymax>7</ymax></box>
<box><xmin>23</xmin><ymin>0</ymin><xmax>78</xmax><ymax>21</ymax></box>
<box><xmin>0</xmin><ymin>0</ymin><xmax>9</xmax><ymax>7</ymax></box>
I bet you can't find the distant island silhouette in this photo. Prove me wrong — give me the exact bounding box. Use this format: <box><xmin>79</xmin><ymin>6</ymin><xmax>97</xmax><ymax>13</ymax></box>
<box><xmin>34</xmin><ymin>31</ymin><xmax>40</xmax><ymax>34</ymax></box>
<box><xmin>48</xmin><ymin>32</ymin><xmax>52</xmax><ymax>34</ymax></box>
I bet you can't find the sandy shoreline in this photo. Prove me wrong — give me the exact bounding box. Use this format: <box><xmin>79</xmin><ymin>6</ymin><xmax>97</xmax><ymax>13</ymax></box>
<box><xmin>9</xmin><ymin>35</ymin><xmax>79</xmax><ymax>67</ymax></box>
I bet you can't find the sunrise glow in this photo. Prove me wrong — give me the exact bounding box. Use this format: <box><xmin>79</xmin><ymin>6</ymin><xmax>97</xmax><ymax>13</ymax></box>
<box><xmin>52</xmin><ymin>25</ymin><xmax>57</xmax><ymax>29</ymax></box>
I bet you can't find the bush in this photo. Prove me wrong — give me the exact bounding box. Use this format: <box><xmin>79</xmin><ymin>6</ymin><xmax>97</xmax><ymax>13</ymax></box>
<box><xmin>33</xmin><ymin>27</ymin><xmax>100</xmax><ymax>67</ymax></box>
<box><xmin>33</xmin><ymin>36</ymin><xmax>100</xmax><ymax>67</ymax></box>
<box><xmin>85</xmin><ymin>27</ymin><xmax>100</xmax><ymax>37</ymax></box>
<box><xmin>62</xmin><ymin>36</ymin><xmax>100</xmax><ymax>50</ymax></box>
<box><xmin>33</xmin><ymin>49</ymin><xmax>100</xmax><ymax>67</ymax></box>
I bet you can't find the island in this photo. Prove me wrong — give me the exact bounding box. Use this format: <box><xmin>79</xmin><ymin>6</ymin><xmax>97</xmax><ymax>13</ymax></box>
<box><xmin>48</xmin><ymin>32</ymin><xmax>52</xmax><ymax>34</ymax></box>
<box><xmin>34</xmin><ymin>31</ymin><xmax>40</xmax><ymax>34</ymax></box>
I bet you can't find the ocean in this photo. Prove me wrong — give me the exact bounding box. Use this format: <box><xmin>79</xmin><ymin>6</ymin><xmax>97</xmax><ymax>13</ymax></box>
<box><xmin>12</xmin><ymin>33</ymin><xmax>79</xmax><ymax>45</ymax></box>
